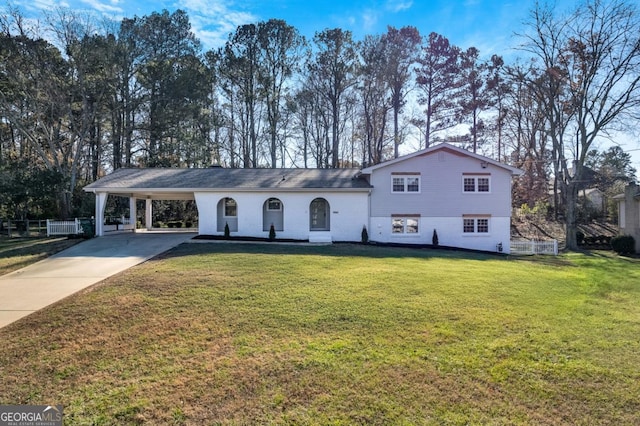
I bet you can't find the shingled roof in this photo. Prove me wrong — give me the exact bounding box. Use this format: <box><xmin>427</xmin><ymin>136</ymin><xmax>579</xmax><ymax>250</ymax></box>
<box><xmin>84</xmin><ymin>167</ymin><xmax>371</xmax><ymax>192</ymax></box>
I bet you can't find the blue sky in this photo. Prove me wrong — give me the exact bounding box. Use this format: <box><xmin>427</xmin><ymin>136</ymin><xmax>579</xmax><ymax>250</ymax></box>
<box><xmin>14</xmin><ymin>0</ymin><xmax>573</xmax><ymax>56</ymax></box>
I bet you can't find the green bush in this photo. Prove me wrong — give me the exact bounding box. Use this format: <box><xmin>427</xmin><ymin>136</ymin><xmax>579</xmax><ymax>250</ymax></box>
<box><xmin>269</xmin><ymin>224</ymin><xmax>276</xmax><ymax>241</ymax></box>
<box><xmin>361</xmin><ymin>226</ymin><xmax>369</xmax><ymax>244</ymax></box>
<box><xmin>611</xmin><ymin>235</ymin><xmax>636</xmax><ymax>254</ymax></box>
<box><xmin>224</xmin><ymin>222</ymin><xmax>230</xmax><ymax>239</ymax></box>
<box><xmin>432</xmin><ymin>229</ymin><xmax>439</xmax><ymax>247</ymax></box>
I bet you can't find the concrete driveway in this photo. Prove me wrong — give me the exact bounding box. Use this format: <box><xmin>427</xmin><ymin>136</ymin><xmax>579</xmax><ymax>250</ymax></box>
<box><xmin>0</xmin><ymin>232</ymin><xmax>195</xmax><ymax>328</ymax></box>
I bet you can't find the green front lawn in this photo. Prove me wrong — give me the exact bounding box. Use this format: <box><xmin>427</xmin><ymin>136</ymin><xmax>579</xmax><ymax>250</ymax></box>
<box><xmin>1</xmin><ymin>243</ymin><xmax>639</xmax><ymax>424</ymax></box>
<box><xmin>0</xmin><ymin>237</ymin><xmax>81</xmax><ymax>276</ymax></box>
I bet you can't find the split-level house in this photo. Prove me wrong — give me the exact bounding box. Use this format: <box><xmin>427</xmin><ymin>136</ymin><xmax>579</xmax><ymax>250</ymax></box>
<box><xmin>614</xmin><ymin>182</ymin><xmax>640</xmax><ymax>252</ymax></box>
<box><xmin>84</xmin><ymin>143</ymin><xmax>523</xmax><ymax>253</ymax></box>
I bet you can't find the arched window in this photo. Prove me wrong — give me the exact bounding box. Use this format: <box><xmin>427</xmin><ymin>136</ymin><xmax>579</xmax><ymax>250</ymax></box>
<box><xmin>263</xmin><ymin>198</ymin><xmax>284</xmax><ymax>231</ymax></box>
<box><xmin>217</xmin><ymin>197</ymin><xmax>238</xmax><ymax>232</ymax></box>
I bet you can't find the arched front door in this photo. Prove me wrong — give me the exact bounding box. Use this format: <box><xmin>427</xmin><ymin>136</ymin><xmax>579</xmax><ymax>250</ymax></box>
<box><xmin>309</xmin><ymin>198</ymin><xmax>330</xmax><ymax>231</ymax></box>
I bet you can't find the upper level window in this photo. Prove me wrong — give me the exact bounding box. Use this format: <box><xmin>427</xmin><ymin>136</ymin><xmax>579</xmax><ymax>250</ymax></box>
<box><xmin>391</xmin><ymin>174</ymin><xmax>421</xmax><ymax>193</ymax></box>
<box><xmin>463</xmin><ymin>175</ymin><xmax>490</xmax><ymax>193</ymax></box>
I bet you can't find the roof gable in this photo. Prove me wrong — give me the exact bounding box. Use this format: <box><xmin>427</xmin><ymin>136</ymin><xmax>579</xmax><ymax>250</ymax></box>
<box><xmin>360</xmin><ymin>143</ymin><xmax>523</xmax><ymax>176</ymax></box>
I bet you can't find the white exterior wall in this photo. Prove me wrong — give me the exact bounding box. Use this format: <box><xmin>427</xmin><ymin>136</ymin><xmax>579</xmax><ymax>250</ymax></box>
<box><xmin>365</xmin><ymin>148</ymin><xmax>515</xmax><ymax>254</ymax></box>
<box><xmin>619</xmin><ymin>184</ymin><xmax>640</xmax><ymax>253</ymax></box>
<box><xmin>368</xmin><ymin>150</ymin><xmax>513</xmax><ymax>217</ymax></box>
<box><xmin>195</xmin><ymin>191</ymin><xmax>369</xmax><ymax>242</ymax></box>
<box><xmin>369</xmin><ymin>216</ymin><xmax>512</xmax><ymax>253</ymax></box>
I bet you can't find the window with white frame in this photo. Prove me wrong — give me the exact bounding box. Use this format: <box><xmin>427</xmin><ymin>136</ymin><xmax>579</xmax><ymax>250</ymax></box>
<box><xmin>392</xmin><ymin>216</ymin><xmax>420</xmax><ymax>234</ymax></box>
<box><xmin>223</xmin><ymin>198</ymin><xmax>237</xmax><ymax>217</ymax></box>
<box><xmin>462</xmin><ymin>216</ymin><xmax>490</xmax><ymax>234</ymax></box>
<box><xmin>267</xmin><ymin>198</ymin><xmax>282</xmax><ymax>211</ymax></box>
<box><xmin>391</xmin><ymin>174</ymin><xmax>421</xmax><ymax>193</ymax></box>
<box><xmin>463</xmin><ymin>175</ymin><xmax>491</xmax><ymax>193</ymax></box>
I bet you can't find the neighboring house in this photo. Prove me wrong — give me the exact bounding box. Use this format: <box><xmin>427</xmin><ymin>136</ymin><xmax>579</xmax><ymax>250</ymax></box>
<box><xmin>581</xmin><ymin>187</ymin><xmax>605</xmax><ymax>213</ymax></box>
<box><xmin>550</xmin><ymin>187</ymin><xmax>606</xmax><ymax>214</ymax></box>
<box><xmin>84</xmin><ymin>143</ymin><xmax>523</xmax><ymax>253</ymax></box>
<box><xmin>548</xmin><ymin>164</ymin><xmax>606</xmax><ymax>215</ymax></box>
<box><xmin>614</xmin><ymin>182</ymin><xmax>640</xmax><ymax>252</ymax></box>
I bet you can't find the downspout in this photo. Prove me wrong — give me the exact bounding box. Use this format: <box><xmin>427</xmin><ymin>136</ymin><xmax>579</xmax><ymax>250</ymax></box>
<box><xmin>368</xmin><ymin>189</ymin><xmax>372</xmax><ymax>243</ymax></box>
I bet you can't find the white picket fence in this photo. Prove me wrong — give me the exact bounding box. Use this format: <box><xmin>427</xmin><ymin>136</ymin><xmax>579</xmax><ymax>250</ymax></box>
<box><xmin>510</xmin><ymin>239</ymin><xmax>558</xmax><ymax>256</ymax></box>
<box><xmin>46</xmin><ymin>219</ymin><xmax>83</xmax><ymax>236</ymax></box>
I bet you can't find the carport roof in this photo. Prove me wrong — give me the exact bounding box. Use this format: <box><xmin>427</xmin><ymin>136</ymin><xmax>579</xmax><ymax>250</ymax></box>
<box><xmin>84</xmin><ymin>167</ymin><xmax>372</xmax><ymax>192</ymax></box>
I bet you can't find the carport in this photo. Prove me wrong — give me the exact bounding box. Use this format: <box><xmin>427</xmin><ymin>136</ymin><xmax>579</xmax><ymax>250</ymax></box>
<box><xmin>84</xmin><ymin>169</ymin><xmax>199</xmax><ymax>236</ymax></box>
<box><xmin>89</xmin><ymin>190</ymin><xmax>196</xmax><ymax>236</ymax></box>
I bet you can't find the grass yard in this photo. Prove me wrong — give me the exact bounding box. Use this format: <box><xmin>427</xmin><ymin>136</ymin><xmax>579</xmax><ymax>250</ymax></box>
<box><xmin>0</xmin><ymin>236</ymin><xmax>81</xmax><ymax>276</ymax></box>
<box><xmin>1</xmin><ymin>243</ymin><xmax>639</xmax><ymax>425</ymax></box>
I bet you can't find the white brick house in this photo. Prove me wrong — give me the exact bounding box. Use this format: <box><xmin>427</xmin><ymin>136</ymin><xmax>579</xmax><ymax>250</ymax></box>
<box><xmin>84</xmin><ymin>143</ymin><xmax>522</xmax><ymax>253</ymax></box>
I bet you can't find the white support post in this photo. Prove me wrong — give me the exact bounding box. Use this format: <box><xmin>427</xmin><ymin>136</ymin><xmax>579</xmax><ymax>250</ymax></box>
<box><xmin>145</xmin><ymin>198</ymin><xmax>153</xmax><ymax>231</ymax></box>
<box><xmin>95</xmin><ymin>192</ymin><xmax>108</xmax><ymax>236</ymax></box>
<box><xmin>130</xmin><ymin>197</ymin><xmax>137</xmax><ymax>231</ymax></box>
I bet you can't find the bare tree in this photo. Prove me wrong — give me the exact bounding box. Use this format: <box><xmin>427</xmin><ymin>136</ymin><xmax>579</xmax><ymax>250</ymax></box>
<box><xmin>505</xmin><ymin>63</ymin><xmax>552</xmax><ymax>209</ymax></box>
<box><xmin>415</xmin><ymin>32</ymin><xmax>460</xmax><ymax>148</ymax></box>
<box><xmin>257</xmin><ymin>19</ymin><xmax>305</xmax><ymax>168</ymax></box>
<box><xmin>521</xmin><ymin>0</ymin><xmax>640</xmax><ymax>249</ymax></box>
<box><xmin>358</xmin><ymin>33</ymin><xmax>392</xmax><ymax>165</ymax></box>
<box><xmin>307</xmin><ymin>28</ymin><xmax>358</xmax><ymax>168</ymax></box>
<box><xmin>221</xmin><ymin>24</ymin><xmax>262</xmax><ymax>168</ymax></box>
<box><xmin>457</xmin><ymin>47</ymin><xmax>490</xmax><ymax>153</ymax></box>
<box><xmin>383</xmin><ymin>26</ymin><xmax>421</xmax><ymax>158</ymax></box>
<box><xmin>485</xmin><ymin>55</ymin><xmax>509</xmax><ymax>161</ymax></box>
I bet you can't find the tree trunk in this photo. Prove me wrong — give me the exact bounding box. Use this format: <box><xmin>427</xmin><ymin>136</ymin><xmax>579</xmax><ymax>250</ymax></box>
<box><xmin>393</xmin><ymin>107</ymin><xmax>400</xmax><ymax>158</ymax></box>
<box><xmin>331</xmin><ymin>100</ymin><xmax>339</xmax><ymax>168</ymax></box>
<box><xmin>564</xmin><ymin>181</ymin><xmax>579</xmax><ymax>250</ymax></box>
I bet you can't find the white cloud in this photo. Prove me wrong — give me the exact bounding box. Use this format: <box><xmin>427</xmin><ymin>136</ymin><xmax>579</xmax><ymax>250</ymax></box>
<box><xmin>361</xmin><ymin>9</ymin><xmax>379</xmax><ymax>31</ymax></box>
<box><xmin>386</xmin><ymin>0</ymin><xmax>413</xmax><ymax>13</ymax></box>
<box><xmin>181</xmin><ymin>1</ymin><xmax>258</xmax><ymax>49</ymax></box>
<box><xmin>179</xmin><ymin>0</ymin><xmax>220</xmax><ymax>13</ymax></box>
<box><xmin>14</xmin><ymin>0</ymin><xmax>257</xmax><ymax>49</ymax></box>
<box><xmin>80</xmin><ymin>0</ymin><xmax>123</xmax><ymax>13</ymax></box>
<box><xmin>17</xmin><ymin>0</ymin><xmax>59</xmax><ymax>12</ymax></box>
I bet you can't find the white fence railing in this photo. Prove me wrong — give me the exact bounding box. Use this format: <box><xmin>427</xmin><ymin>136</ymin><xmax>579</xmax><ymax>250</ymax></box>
<box><xmin>105</xmin><ymin>216</ymin><xmax>132</xmax><ymax>225</ymax></box>
<box><xmin>510</xmin><ymin>240</ymin><xmax>558</xmax><ymax>256</ymax></box>
<box><xmin>103</xmin><ymin>216</ymin><xmax>134</xmax><ymax>232</ymax></box>
<box><xmin>47</xmin><ymin>219</ymin><xmax>83</xmax><ymax>236</ymax></box>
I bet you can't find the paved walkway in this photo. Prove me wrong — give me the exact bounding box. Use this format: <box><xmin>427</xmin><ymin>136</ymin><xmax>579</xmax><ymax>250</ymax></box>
<box><xmin>0</xmin><ymin>232</ymin><xmax>195</xmax><ymax>328</ymax></box>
